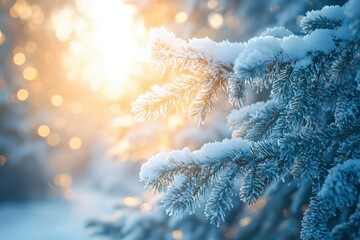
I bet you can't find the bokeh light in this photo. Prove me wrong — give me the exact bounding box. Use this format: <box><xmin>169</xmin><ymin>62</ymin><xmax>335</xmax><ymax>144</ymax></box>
<box><xmin>208</xmin><ymin>13</ymin><xmax>223</xmax><ymax>29</ymax></box>
<box><xmin>47</xmin><ymin>133</ymin><xmax>61</xmax><ymax>147</ymax></box>
<box><xmin>70</xmin><ymin>102</ymin><xmax>83</xmax><ymax>114</ymax></box>
<box><xmin>23</xmin><ymin>66</ymin><xmax>37</xmax><ymax>81</ymax></box>
<box><xmin>16</xmin><ymin>88</ymin><xmax>29</xmax><ymax>101</ymax></box>
<box><xmin>0</xmin><ymin>155</ymin><xmax>6</xmax><ymax>167</ymax></box>
<box><xmin>54</xmin><ymin>173</ymin><xmax>72</xmax><ymax>188</ymax></box>
<box><xmin>51</xmin><ymin>94</ymin><xmax>64</xmax><ymax>107</ymax></box>
<box><xmin>69</xmin><ymin>137</ymin><xmax>82</xmax><ymax>150</ymax></box>
<box><xmin>122</xmin><ymin>197</ymin><xmax>141</xmax><ymax>207</ymax></box>
<box><xmin>239</xmin><ymin>217</ymin><xmax>252</xmax><ymax>227</ymax></box>
<box><xmin>13</xmin><ymin>52</ymin><xmax>26</xmax><ymax>65</ymax></box>
<box><xmin>37</xmin><ymin>125</ymin><xmax>50</xmax><ymax>138</ymax></box>
<box><xmin>0</xmin><ymin>30</ymin><xmax>5</xmax><ymax>45</ymax></box>
<box><xmin>175</xmin><ymin>11</ymin><xmax>188</xmax><ymax>24</ymax></box>
<box><xmin>207</xmin><ymin>0</ymin><xmax>218</xmax><ymax>9</ymax></box>
<box><xmin>25</xmin><ymin>41</ymin><xmax>37</xmax><ymax>53</ymax></box>
<box><xmin>139</xmin><ymin>203</ymin><xmax>152</xmax><ymax>212</ymax></box>
<box><xmin>172</xmin><ymin>230</ymin><xmax>183</xmax><ymax>240</ymax></box>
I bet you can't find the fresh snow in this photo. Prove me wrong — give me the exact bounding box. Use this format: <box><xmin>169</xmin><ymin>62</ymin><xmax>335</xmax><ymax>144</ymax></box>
<box><xmin>140</xmin><ymin>138</ymin><xmax>251</xmax><ymax>184</ymax></box>
<box><xmin>304</xmin><ymin>5</ymin><xmax>345</xmax><ymax>22</ymax></box>
<box><xmin>0</xmin><ymin>189</ymin><xmax>115</xmax><ymax>240</ymax></box>
<box><xmin>260</xmin><ymin>27</ymin><xmax>293</xmax><ymax>38</ymax></box>
<box><xmin>149</xmin><ymin>1</ymin><xmax>356</xmax><ymax>78</ymax></box>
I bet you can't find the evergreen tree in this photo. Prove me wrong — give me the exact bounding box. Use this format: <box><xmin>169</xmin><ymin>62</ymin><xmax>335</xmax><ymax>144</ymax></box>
<box><xmin>0</xmin><ymin>0</ymin><xmax>50</xmax><ymax>201</ymax></box>
<box><xmin>130</xmin><ymin>1</ymin><xmax>360</xmax><ymax>239</ymax></box>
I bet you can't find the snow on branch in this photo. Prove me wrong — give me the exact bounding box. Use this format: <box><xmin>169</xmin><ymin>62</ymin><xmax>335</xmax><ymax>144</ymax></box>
<box><xmin>134</xmin><ymin>0</ymin><xmax>360</xmax><ymax>237</ymax></box>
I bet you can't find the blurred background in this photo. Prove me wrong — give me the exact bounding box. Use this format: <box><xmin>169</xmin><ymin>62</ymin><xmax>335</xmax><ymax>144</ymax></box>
<box><xmin>0</xmin><ymin>0</ymin><xmax>345</xmax><ymax>239</ymax></box>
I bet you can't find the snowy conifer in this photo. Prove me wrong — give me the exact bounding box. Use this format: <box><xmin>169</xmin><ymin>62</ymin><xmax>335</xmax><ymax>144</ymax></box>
<box><xmin>132</xmin><ymin>1</ymin><xmax>360</xmax><ymax>239</ymax></box>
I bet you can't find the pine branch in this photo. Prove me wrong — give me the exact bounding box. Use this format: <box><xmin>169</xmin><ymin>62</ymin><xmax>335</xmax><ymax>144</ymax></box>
<box><xmin>300</xmin><ymin>197</ymin><xmax>335</xmax><ymax>240</ymax></box>
<box><xmin>132</xmin><ymin>40</ymin><xmax>234</xmax><ymax>122</ymax></box>
<box><xmin>245</xmin><ymin>100</ymin><xmax>284</xmax><ymax>141</ymax></box>
<box><xmin>301</xmin><ymin>15</ymin><xmax>342</xmax><ymax>34</ymax></box>
<box><xmin>239</xmin><ymin>166</ymin><xmax>266</xmax><ymax>205</ymax></box>
<box><xmin>332</xmin><ymin>200</ymin><xmax>360</xmax><ymax>240</ymax></box>
<box><xmin>319</xmin><ymin>158</ymin><xmax>360</xmax><ymax>208</ymax></box>
<box><xmin>204</xmin><ymin>161</ymin><xmax>240</xmax><ymax>226</ymax></box>
<box><xmin>134</xmin><ymin>3</ymin><xmax>360</xmax><ymax>235</ymax></box>
<box><xmin>330</xmin><ymin>41</ymin><xmax>359</xmax><ymax>83</ymax></box>
<box><xmin>270</xmin><ymin>63</ymin><xmax>293</xmax><ymax>100</ymax></box>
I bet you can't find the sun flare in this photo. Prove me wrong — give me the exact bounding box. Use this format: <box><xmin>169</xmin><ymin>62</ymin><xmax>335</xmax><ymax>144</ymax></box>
<box><xmin>52</xmin><ymin>0</ymin><xmax>146</xmax><ymax>99</ymax></box>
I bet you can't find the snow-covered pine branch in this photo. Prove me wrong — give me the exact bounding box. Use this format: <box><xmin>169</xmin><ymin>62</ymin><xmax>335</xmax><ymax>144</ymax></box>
<box><xmin>131</xmin><ymin>28</ymin><xmax>240</xmax><ymax>123</ymax></box>
<box><xmin>133</xmin><ymin>1</ymin><xmax>360</xmax><ymax>239</ymax></box>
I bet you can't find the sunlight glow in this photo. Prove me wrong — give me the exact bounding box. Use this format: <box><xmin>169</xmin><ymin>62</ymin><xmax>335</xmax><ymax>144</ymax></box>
<box><xmin>70</xmin><ymin>102</ymin><xmax>83</xmax><ymax>114</ymax></box>
<box><xmin>167</xmin><ymin>115</ymin><xmax>184</xmax><ymax>129</ymax></box>
<box><xmin>52</xmin><ymin>0</ymin><xmax>146</xmax><ymax>99</ymax></box>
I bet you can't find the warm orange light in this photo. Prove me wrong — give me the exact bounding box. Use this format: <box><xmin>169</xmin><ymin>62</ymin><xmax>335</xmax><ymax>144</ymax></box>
<box><xmin>122</xmin><ymin>197</ymin><xmax>141</xmax><ymax>207</ymax></box>
<box><xmin>239</xmin><ymin>217</ymin><xmax>252</xmax><ymax>227</ymax></box>
<box><xmin>175</xmin><ymin>11</ymin><xmax>188</xmax><ymax>23</ymax></box>
<box><xmin>70</xmin><ymin>102</ymin><xmax>83</xmax><ymax>114</ymax></box>
<box><xmin>23</xmin><ymin>66</ymin><xmax>38</xmax><ymax>81</ymax></box>
<box><xmin>25</xmin><ymin>41</ymin><xmax>37</xmax><ymax>53</ymax></box>
<box><xmin>54</xmin><ymin>173</ymin><xmax>72</xmax><ymax>188</ymax></box>
<box><xmin>302</xmin><ymin>204</ymin><xmax>308</xmax><ymax>212</ymax></box>
<box><xmin>31</xmin><ymin>5</ymin><xmax>45</xmax><ymax>25</ymax></box>
<box><xmin>112</xmin><ymin>115</ymin><xmax>134</xmax><ymax>128</ymax></box>
<box><xmin>0</xmin><ymin>76</ymin><xmax>6</xmax><ymax>90</ymax></box>
<box><xmin>13</xmin><ymin>46</ymin><xmax>24</xmax><ymax>54</ymax></box>
<box><xmin>51</xmin><ymin>0</ymin><xmax>146</xmax><ymax>99</ymax></box>
<box><xmin>51</xmin><ymin>94</ymin><xmax>64</xmax><ymax>107</ymax></box>
<box><xmin>172</xmin><ymin>230</ymin><xmax>183</xmax><ymax>240</ymax></box>
<box><xmin>54</xmin><ymin>117</ymin><xmax>67</xmax><ymax>129</ymax></box>
<box><xmin>16</xmin><ymin>88</ymin><xmax>29</xmax><ymax>101</ymax></box>
<box><xmin>0</xmin><ymin>155</ymin><xmax>6</xmax><ymax>167</ymax></box>
<box><xmin>38</xmin><ymin>125</ymin><xmax>50</xmax><ymax>137</ymax></box>
<box><xmin>45</xmin><ymin>52</ymin><xmax>54</xmax><ymax>64</ymax></box>
<box><xmin>207</xmin><ymin>0</ymin><xmax>218</xmax><ymax>9</ymax></box>
<box><xmin>116</xmin><ymin>140</ymin><xmax>131</xmax><ymax>153</ymax></box>
<box><xmin>47</xmin><ymin>133</ymin><xmax>61</xmax><ymax>146</ymax></box>
<box><xmin>0</xmin><ymin>30</ymin><xmax>5</xmax><ymax>45</ymax></box>
<box><xmin>208</xmin><ymin>13</ymin><xmax>223</xmax><ymax>29</ymax></box>
<box><xmin>139</xmin><ymin>203</ymin><xmax>152</xmax><ymax>212</ymax></box>
<box><xmin>168</xmin><ymin>115</ymin><xmax>184</xmax><ymax>129</ymax></box>
<box><xmin>14</xmin><ymin>52</ymin><xmax>26</xmax><ymax>65</ymax></box>
<box><xmin>10</xmin><ymin>0</ymin><xmax>32</xmax><ymax>21</ymax></box>
<box><xmin>69</xmin><ymin>137</ymin><xmax>82</xmax><ymax>150</ymax></box>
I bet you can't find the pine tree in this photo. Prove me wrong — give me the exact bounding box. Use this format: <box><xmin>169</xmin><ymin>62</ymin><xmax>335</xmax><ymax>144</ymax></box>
<box><xmin>0</xmin><ymin>1</ymin><xmax>50</xmax><ymax>201</ymax></box>
<box><xmin>131</xmin><ymin>1</ymin><xmax>360</xmax><ymax>239</ymax></box>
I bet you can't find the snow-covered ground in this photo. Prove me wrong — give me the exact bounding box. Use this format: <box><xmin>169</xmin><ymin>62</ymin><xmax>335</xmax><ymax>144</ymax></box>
<box><xmin>0</xmin><ymin>189</ymin><xmax>116</xmax><ymax>240</ymax></box>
